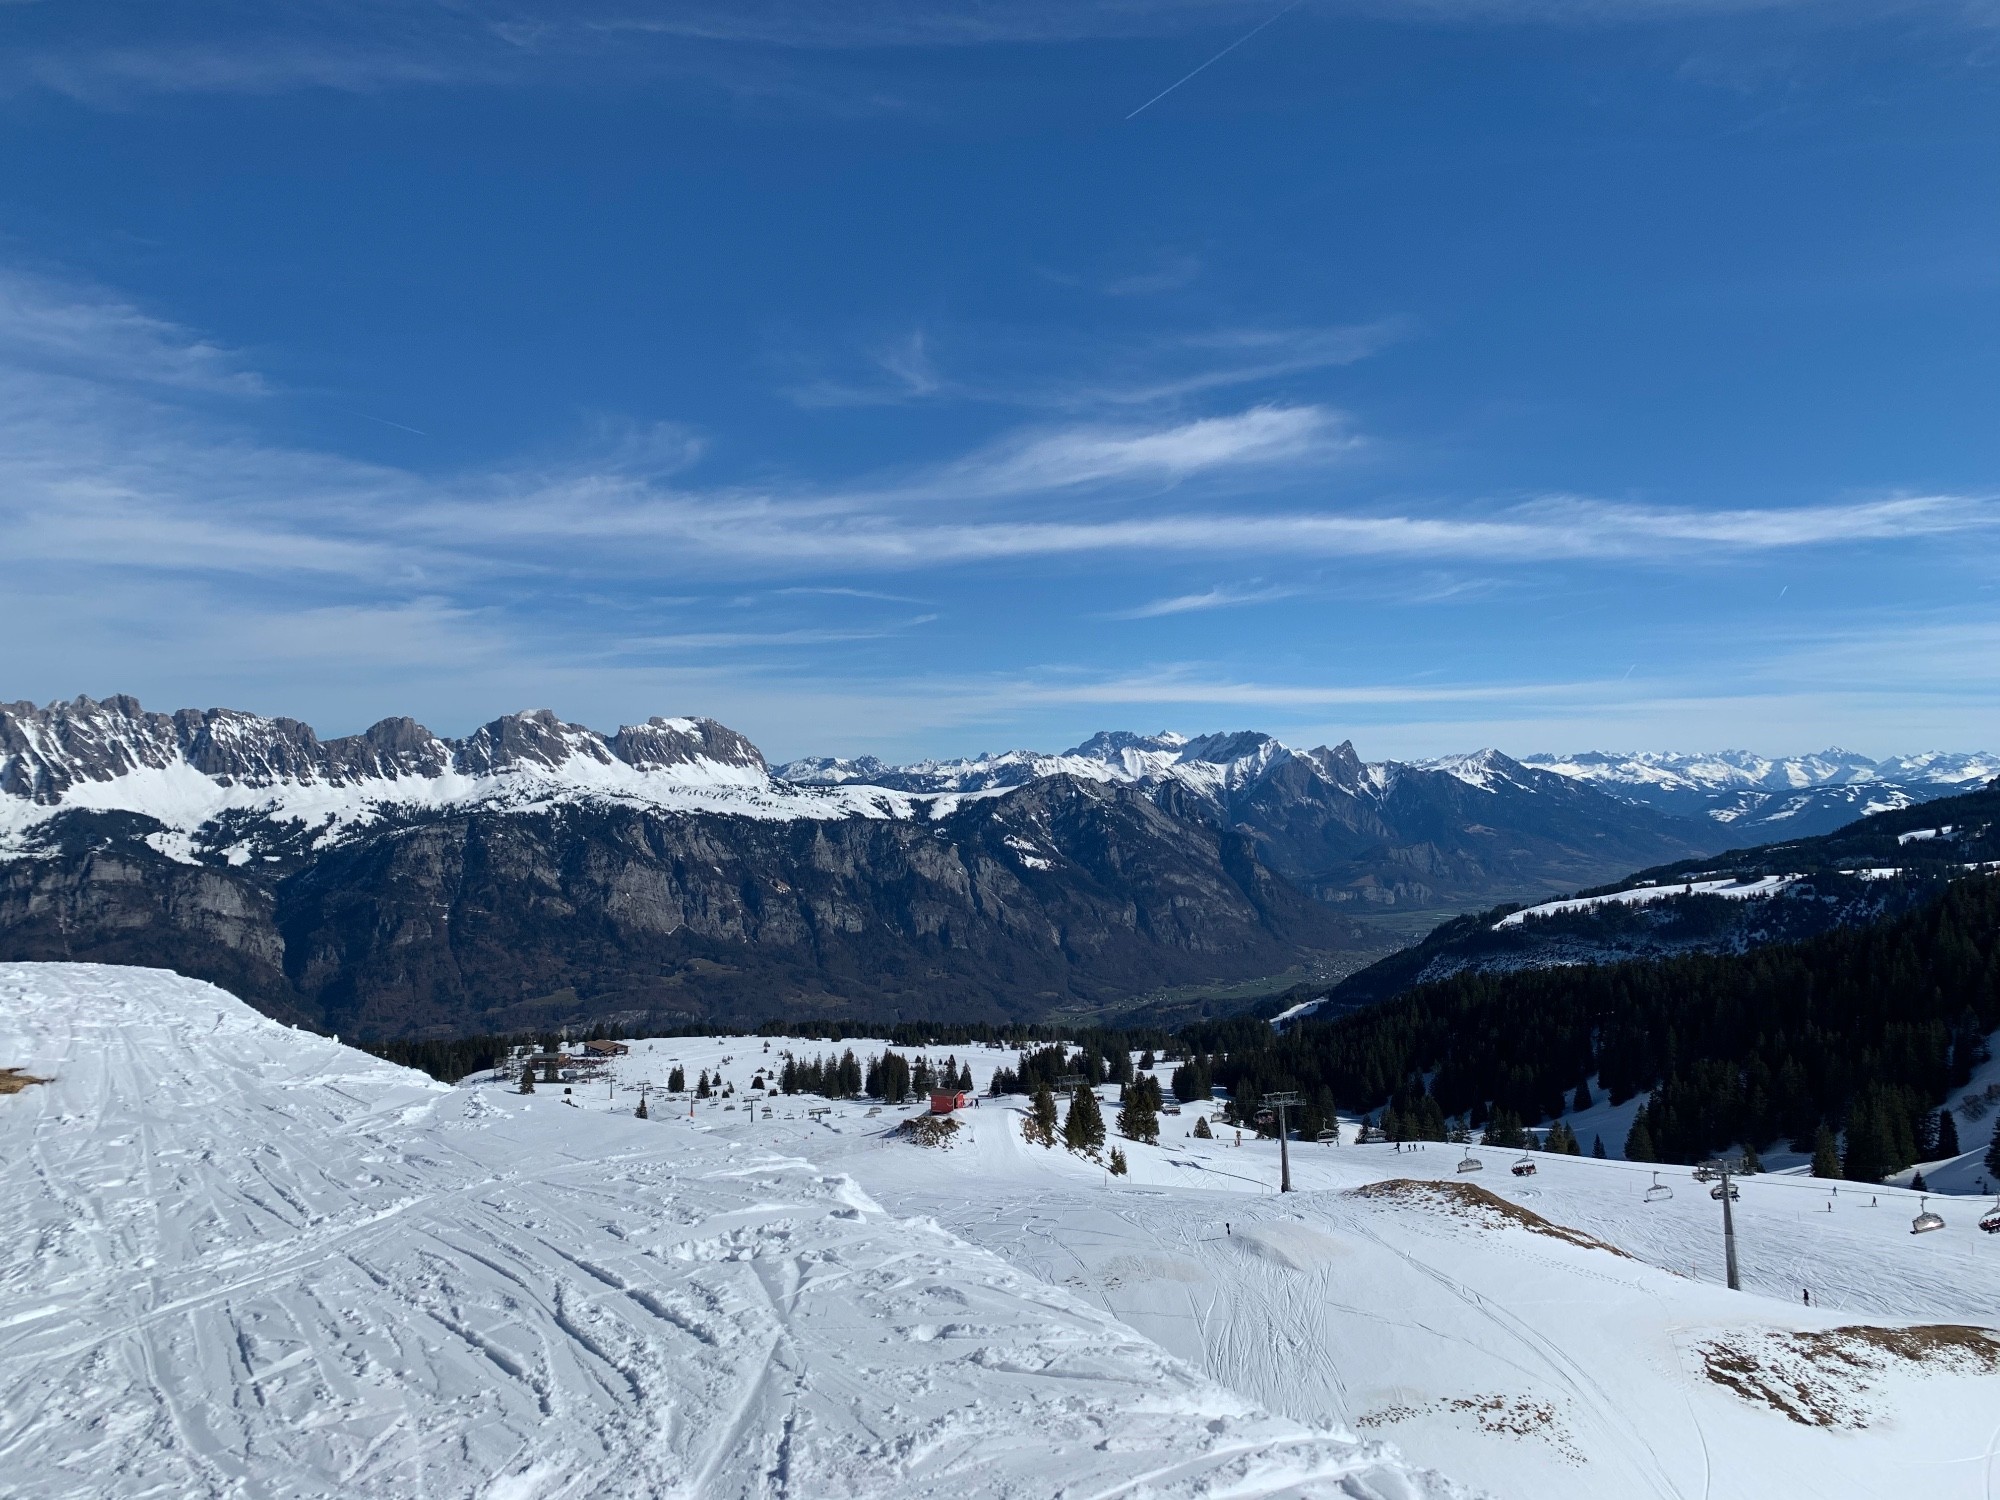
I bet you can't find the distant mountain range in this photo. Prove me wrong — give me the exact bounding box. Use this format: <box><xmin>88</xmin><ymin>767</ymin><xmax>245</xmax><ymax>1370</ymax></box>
<box><xmin>784</xmin><ymin>738</ymin><xmax>1997</xmax><ymax>845</ymax></box>
<box><xmin>1</xmin><ymin>693</ymin><xmax>1989</xmax><ymax>1035</ymax></box>
<box><xmin>1517</xmin><ymin>748</ymin><xmax>1998</xmax><ymax>839</ymax></box>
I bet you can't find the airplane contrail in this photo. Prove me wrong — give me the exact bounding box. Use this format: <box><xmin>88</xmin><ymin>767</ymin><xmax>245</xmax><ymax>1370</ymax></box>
<box><xmin>1126</xmin><ymin>0</ymin><xmax>1306</xmax><ymax>121</ymax></box>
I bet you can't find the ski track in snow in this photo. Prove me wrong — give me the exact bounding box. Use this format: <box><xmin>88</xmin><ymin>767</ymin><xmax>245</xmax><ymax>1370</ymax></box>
<box><xmin>0</xmin><ymin>965</ymin><xmax>1455</xmax><ymax>1500</ymax></box>
<box><xmin>614</xmin><ymin>1035</ymin><xmax>2000</xmax><ymax>1500</ymax></box>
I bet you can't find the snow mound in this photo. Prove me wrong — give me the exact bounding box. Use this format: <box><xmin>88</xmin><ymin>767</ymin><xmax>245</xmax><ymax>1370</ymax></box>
<box><xmin>0</xmin><ymin>963</ymin><xmax>1460</xmax><ymax>1500</ymax></box>
<box><xmin>1350</xmin><ymin>1179</ymin><xmax>1634</xmax><ymax>1258</ymax></box>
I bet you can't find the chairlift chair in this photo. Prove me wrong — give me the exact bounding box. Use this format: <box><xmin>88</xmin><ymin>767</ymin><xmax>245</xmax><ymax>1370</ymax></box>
<box><xmin>1979</xmin><ymin>1200</ymin><xmax>2000</xmax><ymax>1235</ymax></box>
<box><xmin>1911</xmin><ymin>1197</ymin><xmax>1946</xmax><ymax>1234</ymax></box>
<box><xmin>1692</xmin><ymin>1163</ymin><xmax>1719</xmax><ymax>1183</ymax></box>
<box><xmin>1316</xmin><ymin>1128</ymin><xmax>1338</xmax><ymax>1144</ymax></box>
<box><xmin>1456</xmin><ymin>1152</ymin><xmax>1483</xmax><ymax>1174</ymax></box>
<box><xmin>1511</xmin><ymin>1154</ymin><xmax>1537</xmax><ymax>1177</ymax></box>
<box><xmin>1643</xmin><ymin>1172</ymin><xmax>1673</xmax><ymax>1203</ymax></box>
<box><xmin>1710</xmin><ymin>1180</ymin><xmax>1739</xmax><ymax>1201</ymax></box>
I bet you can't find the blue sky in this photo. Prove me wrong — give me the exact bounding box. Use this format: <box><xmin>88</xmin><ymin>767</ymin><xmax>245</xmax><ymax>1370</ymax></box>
<box><xmin>2</xmin><ymin>0</ymin><xmax>1997</xmax><ymax>762</ymax></box>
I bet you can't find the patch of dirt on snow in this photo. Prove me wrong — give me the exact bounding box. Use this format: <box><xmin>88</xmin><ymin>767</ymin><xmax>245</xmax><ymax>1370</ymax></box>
<box><xmin>1694</xmin><ymin>1324</ymin><xmax>2000</xmax><ymax>1428</ymax></box>
<box><xmin>895</xmin><ymin>1115</ymin><xmax>961</xmax><ymax>1148</ymax></box>
<box><xmin>1356</xmin><ymin>1393</ymin><xmax>1584</xmax><ymax>1464</ymax></box>
<box><xmin>0</xmin><ymin>1068</ymin><xmax>51</xmax><ymax>1096</ymax></box>
<box><xmin>1351</xmin><ymin>1178</ymin><xmax>1632</xmax><ymax>1258</ymax></box>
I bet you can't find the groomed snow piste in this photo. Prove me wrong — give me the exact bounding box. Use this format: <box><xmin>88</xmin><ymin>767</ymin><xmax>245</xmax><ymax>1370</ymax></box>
<box><xmin>0</xmin><ymin>965</ymin><xmax>1455</xmax><ymax>1500</ymax></box>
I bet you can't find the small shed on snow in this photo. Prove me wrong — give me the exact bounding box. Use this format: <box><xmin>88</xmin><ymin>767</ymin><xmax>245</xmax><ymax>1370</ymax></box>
<box><xmin>930</xmin><ymin>1089</ymin><xmax>972</xmax><ymax>1115</ymax></box>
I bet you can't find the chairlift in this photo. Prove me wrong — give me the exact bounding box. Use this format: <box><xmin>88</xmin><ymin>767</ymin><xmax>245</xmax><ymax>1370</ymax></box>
<box><xmin>1457</xmin><ymin>1152</ymin><xmax>1483</xmax><ymax>1174</ymax></box>
<box><xmin>1911</xmin><ymin>1197</ymin><xmax>1946</xmax><ymax>1235</ymax></box>
<box><xmin>1710</xmin><ymin>1180</ymin><xmax>1739</xmax><ymax>1202</ymax></box>
<box><xmin>1978</xmin><ymin>1200</ymin><xmax>2000</xmax><ymax>1235</ymax></box>
<box><xmin>1316</xmin><ymin>1129</ymin><xmax>1338</xmax><ymax>1144</ymax></box>
<box><xmin>865</xmin><ymin>1106</ymin><xmax>882</xmax><ymax>1117</ymax></box>
<box><xmin>1644</xmin><ymin>1172</ymin><xmax>1673</xmax><ymax>1203</ymax></box>
<box><xmin>1511</xmin><ymin>1154</ymin><xmax>1537</xmax><ymax>1177</ymax></box>
<box><xmin>1692</xmin><ymin>1163</ymin><xmax>1719</xmax><ymax>1183</ymax></box>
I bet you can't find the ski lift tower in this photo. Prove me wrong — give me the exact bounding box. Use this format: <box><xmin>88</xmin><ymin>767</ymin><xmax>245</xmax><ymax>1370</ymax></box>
<box><xmin>1699</xmin><ymin>1155</ymin><xmax>1750</xmax><ymax>1290</ymax></box>
<box><xmin>1263</xmin><ymin>1091</ymin><xmax>1302</xmax><ymax>1193</ymax></box>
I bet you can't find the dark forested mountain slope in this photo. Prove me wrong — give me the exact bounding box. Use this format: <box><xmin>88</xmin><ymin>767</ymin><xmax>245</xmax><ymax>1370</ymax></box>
<box><xmin>1306</xmin><ymin>779</ymin><xmax>2000</xmax><ymax>1012</ymax></box>
<box><xmin>1185</xmin><ymin>871</ymin><xmax>2000</xmax><ymax>1177</ymax></box>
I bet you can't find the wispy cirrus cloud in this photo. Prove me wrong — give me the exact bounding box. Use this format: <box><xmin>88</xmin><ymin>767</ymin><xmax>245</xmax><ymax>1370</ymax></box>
<box><xmin>782</xmin><ymin>318</ymin><xmax>1410</xmax><ymax>411</ymax></box>
<box><xmin>1106</xmin><ymin>583</ymin><xmax>1299</xmax><ymax>618</ymax></box>
<box><xmin>0</xmin><ymin>267</ymin><xmax>267</xmax><ymax>395</ymax></box>
<box><xmin>6</xmin><ymin>259</ymin><xmax>2000</xmax><ymax>765</ymax></box>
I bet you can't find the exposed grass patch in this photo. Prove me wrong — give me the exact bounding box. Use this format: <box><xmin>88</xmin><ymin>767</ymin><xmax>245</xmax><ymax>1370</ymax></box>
<box><xmin>0</xmin><ymin>1068</ymin><xmax>51</xmax><ymax>1096</ymax></box>
<box><xmin>1356</xmin><ymin>1393</ymin><xmax>1584</xmax><ymax>1464</ymax></box>
<box><xmin>1696</xmin><ymin>1325</ymin><xmax>2000</xmax><ymax>1427</ymax></box>
<box><xmin>1351</xmin><ymin>1178</ymin><xmax>1632</xmax><ymax>1259</ymax></box>
<box><xmin>895</xmin><ymin>1115</ymin><xmax>961</xmax><ymax>1149</ymax></box>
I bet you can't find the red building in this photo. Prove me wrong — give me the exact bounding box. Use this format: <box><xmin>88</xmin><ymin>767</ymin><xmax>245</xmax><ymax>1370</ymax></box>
<box><xmin>929</xmin><ymin>1089</ymin><xmax>972</xmax><ymax>1115</ymax></box>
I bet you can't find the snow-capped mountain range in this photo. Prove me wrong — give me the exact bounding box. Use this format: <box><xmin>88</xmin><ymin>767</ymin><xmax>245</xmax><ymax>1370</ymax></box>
<box><xmin>10</xmin><ymin>696</ymin><xmax>1986</xmax><ymax>851</ymax></box>
<box><xmin>0</xmin><ymin>696</ymin><xmax>928</xmax><ymax>860</ymax></box>
<box><xmin>1520</xmin><ymin>747</ymin><xmax>1998</xmax><ymax>796</ymax></box>
<box><xmin>787</xmin><ymin>735</ymin><xmax>1999</xmax><ymax>839</ymax></box>
<box><xmin>1518</xmin><ymin>747</ymin><xmax>1999</xmax><ymax>834</ymax></box>
<box><xmin>6</xmin><ymin>694</ymin><xmax>1986</xmax><ymax>1031</ymax></box>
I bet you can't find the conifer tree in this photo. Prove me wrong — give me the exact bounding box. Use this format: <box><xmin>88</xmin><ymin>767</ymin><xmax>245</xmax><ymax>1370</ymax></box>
<box><xmin>1065</xmin><ymin>1084</ymin><xmax>1106</xmax><ymax>1152</ymax></box>
<box><xmin>1986</xmin><ymin>1116</ymin><xmax>2000</xmax><ymax>1179</ymax></box>
<box><xmin>1572</xmin><ymin>1078</ymin><xmax>1594</xmax><ymax>1113</ymax></box>
<box><xmin>1591</xmin><ymin>1134</ymin><xmax>1607</xmax><ymax>1159</ymax></box>
<box><xmin>1108</xmin><ymin>1146</ymin><xmax>1129</xmax><ymax>1176</ymax></box>
<box><xmin>667</xmin><ymin>1065</ymin><xmax>685</xmax><ymax>1093</ymax></box>
<box><xmin>1118</xmin><ymin>1088</ymin><xmax>1159</xmax><ymax>1145</ymax></box>
<box><xmin>1739</xmin><ymin>1142</ymin><xmax>1761</xmax><ymax>1174</ymax></box>
<box><xmin>1844</xmin><ymin>1100</ymin><xmax>1889</xmax><ymax>1182</ymax></box>
<box><xmin>1812</xmin><ymin>1122</ymin><xmax>1843</xmax><ymax>1178</ymax></box>
<box><xmin>1911</xmin><ymin>1170</ymin><xmax>1928</xmax><ymax>1191</ymax></box>
<box><xmin>542</xmin><ymin>1056</ymin><xmax>560</xmax><ymax>1083</ymax></box>
<box><xmin>635</xmin><ymin>1094</ymin><xmax>649</xmax><ymax>1119</ymax></box>
<box><xmin>1624</xmin><ymin>1109</ymin><xmax>1657</xmax><ymax>1163</ymax></box>
<box><xmin>696</xmin><ymin>1071</ymin><xmax>712</xmax><ymax>1099</ymax></box>
<box><xmin>1029</xmin><ymin>1085</ymin><xmax>1059</xmax><ymax>1147</ymax></box>
<box><xmin>519</xmin><ymin>1062</ymin><xmax>536</xmax><ymax>1094</ymax></box>
<box><xmin>1936</xmin><ymin>1109</ymin><xmax>1961</xmax><ymax>1157</ymax></box>
<box><xmin>1193</xmin><ymin>1115</ymin><xmax>1213</xmax><ymax>1139</ymax></box>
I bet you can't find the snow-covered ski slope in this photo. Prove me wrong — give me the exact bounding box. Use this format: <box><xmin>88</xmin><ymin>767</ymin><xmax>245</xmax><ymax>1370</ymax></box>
<box><xmin>0</xmin><ymin>965</ymin><xmax>1455</xmax><ymax>1500</ymax></box>
<box><xmin>594</xmin><ymin>1036</ymin><xmax>2000</xmax><ymax>1500</ymax></box>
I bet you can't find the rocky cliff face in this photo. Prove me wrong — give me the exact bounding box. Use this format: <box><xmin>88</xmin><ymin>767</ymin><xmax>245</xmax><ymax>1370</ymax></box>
<box><xmin>0</xmin><ymin>777</ymin><xmax>1363</xmax><ymax>1037</ymax></box>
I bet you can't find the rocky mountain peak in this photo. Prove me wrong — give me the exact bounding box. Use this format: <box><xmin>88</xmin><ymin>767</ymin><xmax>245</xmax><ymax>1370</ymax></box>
<box><xmin>612</xmin><ymin>717</ymin><xmax>768</xmax><ymax>774</ymax></box>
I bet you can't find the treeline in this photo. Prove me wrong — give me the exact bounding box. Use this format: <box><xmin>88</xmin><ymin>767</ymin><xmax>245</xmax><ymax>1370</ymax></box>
<box><xmin>778</xmin><ymin>1048</ymin><xmax>974</xmax><ymax>1103</ymax></box>
<box><xmin>1189</xmin><ymin>874</ymin><xmax>2000</xmax><ymax>1175</ymax></box>
<box><xmin>988</xmin><ymin>1039</ymin><xmax>1156</xmax><ymax>1095</ymax></box>
<box><xmin>754</xmin><ymin>1017</ymin><xmax>1176</xmax><ymax>1052</ymax></box>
